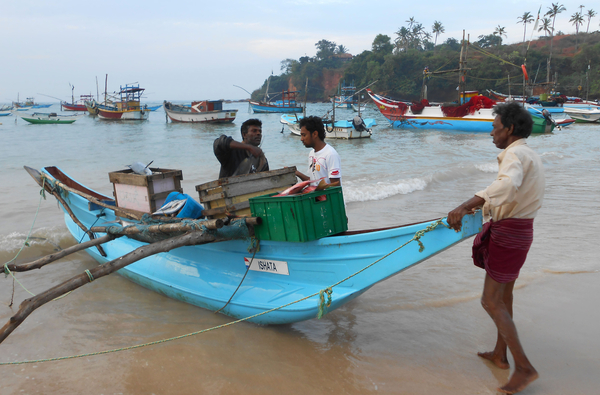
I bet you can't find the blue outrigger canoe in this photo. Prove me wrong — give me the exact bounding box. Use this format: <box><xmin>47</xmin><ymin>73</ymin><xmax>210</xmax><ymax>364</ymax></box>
<box><xmin>37</xmin><ymin>166</ymin><xmax>482</xmax><ymax>325</ymax></box>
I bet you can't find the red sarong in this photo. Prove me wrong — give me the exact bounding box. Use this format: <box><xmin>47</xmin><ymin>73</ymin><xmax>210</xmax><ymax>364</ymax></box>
<box><xmin>472</xmin><ymin>218</ymin><xmax>534</xmax><ymax>283</ymax></box>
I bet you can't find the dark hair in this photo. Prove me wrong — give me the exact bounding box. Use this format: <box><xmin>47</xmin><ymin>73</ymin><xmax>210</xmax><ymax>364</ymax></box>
<box><xmin>298</xmin><ymin>116</ymin><xmax>325</xmax><ymax>141</ymax></box>
<box><xmin>241</xmin><ymin>118</ymin><xmax>262</xmax><ymax>138</ymax></box>
<box><xmin>493</xmin><ymin>102</ymin><xmax>533</xmax><ymax>138</ymax></box>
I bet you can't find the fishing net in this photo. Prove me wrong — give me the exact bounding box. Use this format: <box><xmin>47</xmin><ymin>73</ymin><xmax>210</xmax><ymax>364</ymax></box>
<box><xmin>410</xmin><ymin>99</ymin><xmax>430</xmax><ymax>114</ymax></box>
<box><xmin>441</xmin><ymin>96</ymin><xmax>496</xmax><ymax>117</ymax></box>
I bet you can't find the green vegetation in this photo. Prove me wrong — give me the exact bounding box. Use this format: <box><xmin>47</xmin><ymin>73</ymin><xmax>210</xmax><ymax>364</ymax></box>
<box><xmin>252</xmin><ymin>9</ymin><xmax>600</xmax><ymax>103</ymax></box>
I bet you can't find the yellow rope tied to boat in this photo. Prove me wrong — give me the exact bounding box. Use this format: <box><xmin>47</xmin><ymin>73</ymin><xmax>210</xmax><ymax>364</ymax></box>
<box><xmin>0</xmin><ymin>218</ymin><xmax>450</xmax><ymax>366</ymax></box>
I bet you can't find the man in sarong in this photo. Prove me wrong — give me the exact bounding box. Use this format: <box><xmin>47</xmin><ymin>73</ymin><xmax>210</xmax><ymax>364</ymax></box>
<box><xmin>213</xmin><ymin>119</ymin><xmax>269</xmax><ymax>178</ymax></box>
<box><xmin>447</xmin><ymin>102</ymin><xmax>545</xmax><ymax>394</ymax></box>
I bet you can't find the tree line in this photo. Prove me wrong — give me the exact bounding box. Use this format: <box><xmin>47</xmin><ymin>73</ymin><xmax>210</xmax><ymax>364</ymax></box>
<box><xmin>252</xmin><ymin>3</ymin><xmax>600</xmax><ymax>102</ymax></box>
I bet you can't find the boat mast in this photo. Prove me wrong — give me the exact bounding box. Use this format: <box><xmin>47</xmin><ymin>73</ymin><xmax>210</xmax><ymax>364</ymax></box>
<box><xmin>458</xmin><ymin>30</ymin><xmax>465</xmax><ymax>103</ymax></box>
<box><xmin>96</xmin><ymin>76</ymin><xmax>99</xmax><ymax>101</ymax></box>
<box><xmin>104</xmin><ymin>74</ymin><xmax>108</xmax><ymax>104</ymax></box>
<box><xmin>264</xmin><ymin>75</ymin><xmax>271</xmax><ymax>102</ymax></box>
<box><xmin>303</xmin><ymin>77</ymin><xmax>308</xmax><ymax>117</ymax></box>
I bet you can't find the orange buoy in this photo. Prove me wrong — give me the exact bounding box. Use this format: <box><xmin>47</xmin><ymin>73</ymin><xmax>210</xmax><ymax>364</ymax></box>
<box><xmin>522</xmin><ymin>65</ymin><xmax>529</xmax><ymax>81</ymax></box>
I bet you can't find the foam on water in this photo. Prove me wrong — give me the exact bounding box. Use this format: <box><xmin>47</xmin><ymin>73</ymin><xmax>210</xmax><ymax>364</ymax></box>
<box><xmin>343</xmin><ymin>177</ymin><xmax>429</xmax><ymax>202</ymax></box>
<box><xmin>474</xmin><ymin>162</ymin><xmax>498</xmax><ymax>173</ymax></box>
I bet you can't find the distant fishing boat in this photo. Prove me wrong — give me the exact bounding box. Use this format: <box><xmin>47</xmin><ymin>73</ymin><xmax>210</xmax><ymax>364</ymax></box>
<box><xmin>249</xmin><ymin>90</ymin><xmax>303</xmax><ymax>113</ymax></box>
<box><xmin>333</xmin><ymin>82</ymin><xmax>357</xmax><ymax>109</ymax></box>
<box><xmin>20</xmin><ymin>112</ymin><xmax>81</xmax><ymax>124</ymax></box>
<box><xmin>0</xmin><ymin>105</ymin><xmax>13</xmax><ymax>116</ymax></box>
<box><xmin>562</xmin><ymin>107</ymin><xmax>600</xmax><ymax>123</ymax></box>
<box><xmin>280</xmin><ymin>114</ymin><xmax>376</xmax><ymax>139</ymax></box>
<box><xmin>97</xmin><ymin>84</ymin><xmax>149</xmax><ymax>120</ymax></box>
<box><xmin>62</xmin><ymin>95</ymin><xmax>93</xmax><ymax>112</ymax></box>
<box><xmin>146</xmin><ymin>105</ymin><xmax>162</xmax><ymax>111</ymax></box>
<box><xmin>368</xmin><ymin>89</ymin><xmax>497</xmax><ymax>132</ymax></box>
<box><xmin>164</xmin><ymin>100</ymin><xmax>237</xmax><ymax>123</ymax></box>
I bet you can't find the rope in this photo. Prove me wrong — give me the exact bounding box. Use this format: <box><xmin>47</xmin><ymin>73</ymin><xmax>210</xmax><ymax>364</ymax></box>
<box><xmin>85</xmin><ymin>270</ymin><xmax>94</xmax><ymax>283</ymax></box>
<box><xmin>0</xmin><ymin>218</ymin><xmax>449</xmax><ymax>366</ymax></box>
<box><xmin>213</xmin><ymin>239</ymin><xmax>259</xmax><ymax>314</ymax></box>
<box><xmin>469</xmin><ymin>45</ymin><xmax>522</xmax><ymax>69</ymax></box>
<box><xmin>2</xmin><ymin>184</ymin><xmax>47</xmax><ymax>297</ymax></box>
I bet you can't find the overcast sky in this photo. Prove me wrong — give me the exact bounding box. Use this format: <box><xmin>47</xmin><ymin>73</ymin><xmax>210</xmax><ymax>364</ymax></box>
<box><xmin>1</xmin><ymin>0</ymin><xmax>596</xmax><ymax>103</ymax></box>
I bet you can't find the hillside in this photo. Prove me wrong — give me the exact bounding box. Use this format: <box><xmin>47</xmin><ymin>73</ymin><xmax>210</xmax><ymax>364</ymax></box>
<box><xmin>252</xmin><ymin>33</ymin><xmax>600</xmax><ymax>103</ymax></box>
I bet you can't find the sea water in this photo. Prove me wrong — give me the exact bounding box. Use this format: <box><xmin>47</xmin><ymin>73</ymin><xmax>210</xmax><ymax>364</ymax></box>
<box><xmin>0</xmin><ymin>102</ymin><xmax>599</xmax><ymax>394</ymax></box>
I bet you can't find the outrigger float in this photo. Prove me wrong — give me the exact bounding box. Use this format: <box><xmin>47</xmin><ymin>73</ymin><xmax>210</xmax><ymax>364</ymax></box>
<box><xmin>0</xmin><ymin>165</ymin><xmax>482</xmax><ymax>344</ymax></box>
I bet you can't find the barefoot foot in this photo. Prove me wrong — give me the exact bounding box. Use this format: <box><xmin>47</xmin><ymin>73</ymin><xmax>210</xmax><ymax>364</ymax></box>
<box><xmin>477</xmin><ymin>351</ymin><xmax>510</xmax><ymax>370</ymax></box>
<box><xmin>498</xmin><ymin>368</ymin><xmax>539</xmax><ymax>394</ymax></box>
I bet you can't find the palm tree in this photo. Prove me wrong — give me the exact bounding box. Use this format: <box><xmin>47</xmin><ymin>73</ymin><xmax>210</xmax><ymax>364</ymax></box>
<box><xmin>394</xmin><ymin>26</ymin><xmax>410</xmax><ymax>53</ymax></box>
<box><xmin>545</xmin><ymin>3</ymin><xmax>566</xmax><ymax>84</ymax></box>
<box><xmin>406</xmin><ymin>17</ymin><xmax>416</xmax><ymax>29</ymax></box>
<box><xmin>493</xmin><ymin>25</ymin><xmax>507</xmax><ymax>45</ymax></box>
<box><xmin>585</xmin><ymin>9</ymin><xmax>597</xmax><ymax>33</ymax></box>
<box><xmin>517</xmin><ymin>12</ymin><xmax>534</xmax><ymax>42</ymax></box>
<box><xmin>570</xmin><ymin>11</ymin><xmax>585</xmax><ymax>49</ymax></box>
<box><xmin>570</xmin><ymin>12</ymin><xmax>584</xmax><ymax>34</ymax></box>
<box><xmin>336</xmin><ymin>45</ymin><xmax>348</xmax><ymax>54</ymax></box>
<box><xmin>545</xmin><ymin>3</ymin><xmax>566</xmax><ymax>38</ymax></box>
<box><xmin>432</xmin><ymin>21</ymin><xmax>445</xmax><ymax>46</ymax></box>
<box><xmin>538</xmin><ymin>17</ymin><xmax>552</xmax><ymax>36</ymax></box>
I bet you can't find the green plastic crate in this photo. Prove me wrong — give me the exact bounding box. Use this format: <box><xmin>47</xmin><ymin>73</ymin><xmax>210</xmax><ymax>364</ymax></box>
<box><xmin>249</xmin><ymin>187</ymin><xmax>348</xmax><ymax>242</ymax></box>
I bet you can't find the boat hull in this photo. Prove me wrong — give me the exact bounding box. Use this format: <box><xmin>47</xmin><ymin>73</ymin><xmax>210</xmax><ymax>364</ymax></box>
<box><xmin>61</xmin><ymin>103</ymin><xmax>88</xmax><ymax>112</ymax></box>
<box><xmin>249</xmin><ymin>101</ymin><xmax>303</xmax><ymax>113</ymax></box>
<box><xmin>281</xmin><ymin>115</ymin><xmax>376</xmax><ymax>139</ymax></box>
<box><xmin>98</xmin><ymin>108</ymin><xmax>149</xmax><ymax>120</ymax></box>
<box><xmin>563</xmin><ymin>108</ymin><xmax>600</xmax><ymax>123</ymax></box>
<box><xmin>41</xmin><ymin>166</ymin><xmax>482</xmax><ymax>325</ymax></box>
<box><xmin>20</xmin><ymin>117</ymin><xmax>77</xmax><ymax>124</ymax></box>
<box><xmin>165</xmin><ymin>108</ymin><xmax>237</xmax><ymax>123</ymax></box>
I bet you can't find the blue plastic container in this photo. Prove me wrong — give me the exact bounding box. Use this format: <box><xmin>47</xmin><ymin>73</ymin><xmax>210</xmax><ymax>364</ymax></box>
<box><xmin>164</xmin><ymin>192</ymin><xmax>204</xmax><ymax>219</ymax></box>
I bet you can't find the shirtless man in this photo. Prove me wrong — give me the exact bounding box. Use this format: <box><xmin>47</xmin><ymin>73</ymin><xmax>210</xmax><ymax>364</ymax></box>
<box><xmin>447</xmin><ymin>102</ymin><xmax>544</xmax><ymax>394</ymax></box>
<box><xmin>213</xmin><ymin>118</ymin><xmax>268</xmax><ymax>178</ymax></box>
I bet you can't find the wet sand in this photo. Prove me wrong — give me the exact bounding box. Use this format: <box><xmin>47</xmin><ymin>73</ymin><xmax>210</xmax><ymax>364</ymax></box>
<box><xmin>1</xmin><ymin>256</ymin><xmax>598</xmax><ymax>394</ymax></box>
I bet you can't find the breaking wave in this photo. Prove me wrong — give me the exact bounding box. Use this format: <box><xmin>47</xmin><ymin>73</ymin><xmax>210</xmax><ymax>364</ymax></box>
<box><xmin>343</xmin><ymin>177</ymin><xmax>429</xmax><ymax>203</ymax></box>
<box><xmin>474</xmin><ymin>162</ymin><xmax>498</xmax><ymax>173</ymax></box>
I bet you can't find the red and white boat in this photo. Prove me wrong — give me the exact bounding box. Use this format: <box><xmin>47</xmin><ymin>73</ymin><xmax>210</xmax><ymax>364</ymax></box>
<box><xmin>97</xmin><ymin>84</ymin><xmax>149</xmax><ymax>120</ymax></box>
<box><xmin>62</xmin><ymin>94</ymin><xmax>94</xmax><ymax>112</ymax></box>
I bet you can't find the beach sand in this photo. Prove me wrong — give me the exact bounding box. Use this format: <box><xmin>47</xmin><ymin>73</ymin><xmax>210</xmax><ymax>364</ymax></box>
<box><xmin>1</xmin><ymin>260</ymin><xmax>598</xmax><ymax>395</ymax></box>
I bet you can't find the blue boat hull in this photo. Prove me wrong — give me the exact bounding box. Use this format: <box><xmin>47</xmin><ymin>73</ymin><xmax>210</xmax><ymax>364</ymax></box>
<box><xmin>390</xmin><ymin>117</ymin><xmax>493</xmax><ymax>132</ymax></box>
<box><xmin>43</xmin><ymin>167</ymin><xmax>482</xmax><ymax>325</ymax></box>
<box><xmin>249</xmin><ymin>102</ymin><xmax>303</xmax><ymax>113</ymax></box>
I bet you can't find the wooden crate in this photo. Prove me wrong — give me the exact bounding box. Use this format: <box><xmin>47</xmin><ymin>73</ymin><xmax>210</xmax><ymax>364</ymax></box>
<box><xmin>109</xmin><ymin>168</ymin><xmax>183</xmax><ymax>213</ymax></box>
<box><xmin>196</xmin><ymin>167</ymin><xmax>297</xmax><ymax>219</ymax></box>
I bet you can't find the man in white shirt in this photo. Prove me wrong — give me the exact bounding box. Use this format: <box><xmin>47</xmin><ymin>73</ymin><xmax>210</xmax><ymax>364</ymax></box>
<box><xmin>447</xmin><ymin>102</ymin><xmax>544</xmax><ymax>394</ymax></box>
<box><xmin>295</xmin><ymin>116</ymin><xmax>341</xmax><ymax>185</ymax></box>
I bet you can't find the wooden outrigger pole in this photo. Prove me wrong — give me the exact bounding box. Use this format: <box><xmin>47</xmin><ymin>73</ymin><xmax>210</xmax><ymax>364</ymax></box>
<box><xmin>0</xmin><ymin>168</ymin><xmax>261</xmax><ymax>345</ymax></box>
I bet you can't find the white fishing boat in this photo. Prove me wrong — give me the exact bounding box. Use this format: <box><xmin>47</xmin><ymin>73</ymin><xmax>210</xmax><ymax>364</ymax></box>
<box><xmin>280</xmin><ymin>114</ymin><xmax>376</xmax><ymax>139</ymax></box>
<box><xmin>562</xmin><ymin>107</ymin><xmax>600</xmax><ymax>123</ymax></box>
<box><xmin>163</xmin><ymin>100</ymin><xmax>237</xmax><ymax>123</ymax></box>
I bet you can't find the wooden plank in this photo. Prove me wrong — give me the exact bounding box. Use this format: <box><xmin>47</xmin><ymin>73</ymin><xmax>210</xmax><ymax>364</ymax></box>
<box><xmin>195</xmin><ymin>167</ymin><xmax>296</xmax><ymax>191</ymax></box>
<box><xmin>220</xmin><ymin>172</ymin><xmax>296</xmax><ymax>196</ymax></box>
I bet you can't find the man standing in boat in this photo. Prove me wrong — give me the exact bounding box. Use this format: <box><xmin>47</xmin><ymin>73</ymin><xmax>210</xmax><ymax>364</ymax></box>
<box><xmin>213</xmin><ymin>119</ymin><xmax>269</xmax><ymax>178</ymax></box>
<box><xmin>447</xmin><ymin>102</ymin><xmax>544</xmax><ymax>394</ymax></box>
<box><xmin>295</xmin><ymin>116</ymin><xmax>342</xmax><ymax>185</ymax></box>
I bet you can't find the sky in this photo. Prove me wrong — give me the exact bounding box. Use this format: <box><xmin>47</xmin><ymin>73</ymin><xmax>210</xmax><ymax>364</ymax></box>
<box><xmin>1</xmin><ymin>0</ymin><xmax>597</xmax><ymax>103</ymax></box>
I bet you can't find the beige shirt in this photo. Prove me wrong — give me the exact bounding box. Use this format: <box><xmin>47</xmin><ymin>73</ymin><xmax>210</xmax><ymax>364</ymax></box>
<box><xmin>475</xmin><ymin>138</ymin><xmax>545</xmax><ymax>222</ymax></box>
